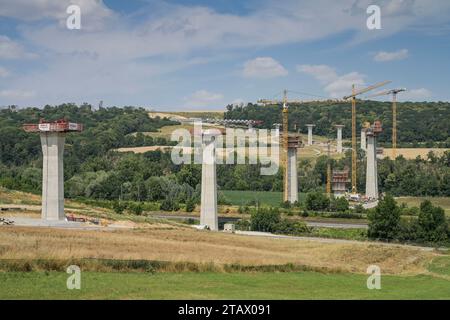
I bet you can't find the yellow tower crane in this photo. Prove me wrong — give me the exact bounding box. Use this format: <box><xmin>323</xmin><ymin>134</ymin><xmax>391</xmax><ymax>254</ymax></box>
<box><xmin>368</xmin><ymin>88</ymin><xmax>406</xmax><ymax>159</ymax></box>
<box><xmin>258</xmin><ymin>90</ymin><xmax>302</xmax><ymax>202</ymax></box>
<box><xmin>343</xmin><ymin>81</ymin><xmax>391</xmax><ymax>194</ymax></box>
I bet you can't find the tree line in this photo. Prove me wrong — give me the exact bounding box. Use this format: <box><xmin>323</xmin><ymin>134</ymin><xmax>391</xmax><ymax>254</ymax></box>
<box><xmin>225</xmin><ymin>101</ymin><xmax>450</xmax><ymax>147</ymax></box>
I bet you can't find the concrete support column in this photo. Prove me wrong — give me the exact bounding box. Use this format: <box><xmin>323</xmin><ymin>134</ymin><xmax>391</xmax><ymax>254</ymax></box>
<box><xmin>335</xmin><ymin>125</ymin><xmax>344</xmax><ymax>153</ymax></box>
<box><xmin>200</xmin><ymin>131</ymin><xmax>218</xmax><ymax>231</ymax></box>
<box><xmin>286</xmin><ymin>147</ymin><xmax>298</xmax><ymax>203</ymax></box>
<box><xmin>360</xmin><ymin>129</ymin><xmax>367</xmax><ymax>151</ymax></box>
<box><xmin>365</xmin><ymin>133</ymin><xmax>378</xmax><ymax>200</ymax></box>
<box><xmin>40</xmin><ymin>132</ymin><xmax>65</xmax><ymax>220</ymax></box>
<box><xmin>306</xmin><ymin>124</ymin><xmax>315</xmax><ymax>146</ymax></box>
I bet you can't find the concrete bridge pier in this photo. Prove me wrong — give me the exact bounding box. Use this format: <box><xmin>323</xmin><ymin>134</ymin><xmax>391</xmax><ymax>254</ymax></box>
<box><xmin>200</xmin><ymin>130</ymin><xmax>218</xmax><ymax>230</ymax></box>
<box><xmin>40</xmin><ymin>132</ymin><xmax>66</xmax><ymax>220</ymax></box>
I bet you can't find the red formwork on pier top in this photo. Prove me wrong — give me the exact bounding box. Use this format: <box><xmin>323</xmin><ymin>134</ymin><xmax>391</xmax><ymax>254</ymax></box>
<box><xmin>23</xmin><ymin>119</ymin><xmax>83</xmax><ymax>133</ymax></box>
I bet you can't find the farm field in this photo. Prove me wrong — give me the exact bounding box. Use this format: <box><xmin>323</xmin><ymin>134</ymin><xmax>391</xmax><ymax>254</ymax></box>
<box><xmin>0</xmin><ymin>225</ymin><xmax>437</xmax><ymax>275</ymax></box>
<box><xmin>222</xmin><ymin>190</ymin><xmax>286</xmax><ymax>206</ymax></box>
<box><xmin>1</xmin><ymin>269</ymin><xmax>449</xmax><ymax>300</ymax></box>
<box><xmin>383</xmin><ymin>148</ymin><xmax>449</xmax><ymax>160</ymax></box>
<box><xmin>396</xmin><ymin>196</ymin><xmax>450</xmax><ymax>215</ymax></box>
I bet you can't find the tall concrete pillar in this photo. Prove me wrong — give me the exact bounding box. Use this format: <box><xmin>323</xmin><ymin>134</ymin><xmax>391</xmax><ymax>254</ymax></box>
<box><xmin>284</xmin><ymin>136</ymin><xmax>300</xmax><ymax>203</ymax></box>
<box><xmin>335</xmin><ymin>125</ymin><xmax>344</xmax><ymax>153</ymax></box>
<box><xmin>365</xmin><ymin>132</ymin><xmax>378</xmax><ymax>200</ymax></box>
<box><xmin>306</xmin><ymin>124</ymin><xmax>315</xmax><ymax>146</ymax></box>
<box><xmin>200</xmin><ymin>130</ymin><xmax>218</xmax><ymax>231</ymax></box>
<box><xmin>40</xmin><ymin>132</ymin><xmax>65</xmax><ymax>220</ymax></box>
<box><xmin>286</xmin><ymin>150</ymin><xmax>297</xmax><ymax>203</ymax></box>
<box><xmin>360</xmin><ymin>129</ymin><xmax>367</xmax><ymax>151</ymax></box>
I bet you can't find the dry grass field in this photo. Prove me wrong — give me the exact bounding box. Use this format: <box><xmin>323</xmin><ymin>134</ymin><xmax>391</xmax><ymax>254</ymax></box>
<box><xmin>383</xmin><ymin>148</ymin><xmax>449</xmax><ymax>159</ymax></box>
<box><xmin>0</xmin><ymin>225</ymin><xmax>437</xmax><ymax>275</ymax></box>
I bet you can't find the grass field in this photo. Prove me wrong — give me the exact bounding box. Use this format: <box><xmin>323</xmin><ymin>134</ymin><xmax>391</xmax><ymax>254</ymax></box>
<box><xmin>0</xmin><ymin>269</ymin><xmax>448</xmax><ymax>299</ymax></box>
<box><xmin>383</xmin><ymin>148</ymin><xmax>449</xmax><ymax>160</ymax></box>
<box><xmin>222</xmin><ymin>190</ymin><xmax>292</xmax><ymax>206</ymax></box>
<box><xmin>0</xmin><ymin>225</ymin><xmax>437</xmax><ymax>275</ymax></box>
<box><xmin>396</xmin><ymin>196</ymin><xmax>450</xmax><ymax>215</ymax></box>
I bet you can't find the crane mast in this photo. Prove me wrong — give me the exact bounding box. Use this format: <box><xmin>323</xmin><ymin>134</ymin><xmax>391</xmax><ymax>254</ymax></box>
<box><xmin>343</xmin><ymin>80</ymin><xmax>391</xmax><ymax>194</ymax></box>
<box><xmin>326</xmin><ymin>140</ymin><xmax>331</xmax><ymax>196</ymax></box>
<box><xmin>368</xmin><ymin>88</ymin><xmax>406</xmax><ymax>159</ymax></box>
<box><xmin>258</xmin><ymin>90</ymin><xmax>301</xmax><ymax>202</ymax></box>
<box><xmin>282</xmin><ymin>90</ymin><xmax>289</xmax><ymax>202</ymax></box>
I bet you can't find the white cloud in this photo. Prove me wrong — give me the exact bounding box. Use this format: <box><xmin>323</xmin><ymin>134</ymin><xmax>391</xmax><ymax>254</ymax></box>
<box><xmin>0</xmin><ymin>36</ymin><xmax>36</xmax><ymax>59</ymax></box>
<box><xmin>243</xmin><ymin>57</ymin><xmax>288</xmax><ymax>79</ymax></box>
<box><xmin>0</xmin><ymin>66</ymin><xmax>10</xmax><ymax>77</ymax></box>
<box><xmin>1</xmin><ymin>0</ymin><xmax>450</xmax><ymax>106</ymax></box>
<box><xmin>297</xmin><ymin>64</ymin><xmax>365</xmax><ymax>98</ymax></box>
<box><xmin>401</xmin><ymin>88</ymin><xmax>432</xmax><ymax>100</ymax></box>
<box><xmin>296</xmin><ymin>65</ymin><xmax>337</xmax><ymax>84</ymax></box>
<box><xmin>184</xmin><ymin>90</ymin><xmax>224</xmax><ymax>108</ymax></box>
<box><xmin>0</xmin><ymin>89</ymin><xmax>35</xmax><ymax>99</ymax></box>
<box><xmin>0</xmin><ymin>0</ymin><xmax>114</xmax><ymax>28</ymax></box>
<box><xmin>374</xmin><ymin>49</ymin><xmax>409</xmax><ymax>62</ymax></box>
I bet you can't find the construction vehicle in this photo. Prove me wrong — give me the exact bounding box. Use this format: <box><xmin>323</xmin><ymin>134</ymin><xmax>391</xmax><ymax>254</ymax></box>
<box><xmin>343</xmin><ymin>81</ymin><xmax>391</xmax><ymax>194</ymax></box>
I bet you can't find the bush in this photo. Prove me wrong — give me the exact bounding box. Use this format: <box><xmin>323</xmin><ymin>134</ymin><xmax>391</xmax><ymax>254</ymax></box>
<box><xmin>160</xmin><ymin>198</ymin><xmax>180</xmax><ymax>211</ymax></box>
<box><xmin>185</xmin><ymin>198</ymin><xmax>196</xmax><ymax>212</ymax></box>
<box><xmin>112</xmin><ymin>201</ymin><xmax>126</xmax><ymax>214</ymax></box>
<box><xmin>417</xmin><ymin>200</ymin><xmax>448</xmax><ymax>242</ymax></box>
<box><xmin>305</xmin><ymin>192</ymin><xmax>330</xmax><ymax>211</ymax></box>
<box><xmin>368</xmin><ymin>194</ymin><xmax>401</xmax><ymax>240</ymax></box>
<box><xmin>281</xmin><ymin>201</ymin><xmax>291</xmax><ymax>209</ymax></box>
<box><xmin>129</xmin><ymin>202</ymin><xmax>143</xmax><ymax>215</ymax></box>
<box><xmin>250</xmin><ymin>207</ymin><xmax>281</xmax><ymax>232</ymax></box>
<box><xmin>330</xmin><ymin>197</ymin><xmax>349</xmax><ymax>212</ymax></box>
<box><xmin>401</xmin><ymin>206</ymin><xmax>420</xmax><ymax>216</ymax></box>
<box><xmin>354</xmin><ymin>204</ymin><xmax>365</xmax><ymax>213</ymax></box>
<box><xmin>235</xmin><ymin>219</ymin><xmax>251</xmax><ymax>231</ymax></box>
<box><xmin>273</xmin><ymin>219</ymin><xmax>309</xmax><ymax>235</ymax></box>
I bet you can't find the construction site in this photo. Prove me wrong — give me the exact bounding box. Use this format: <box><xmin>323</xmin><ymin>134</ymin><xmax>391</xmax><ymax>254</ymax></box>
<box><xmin>0</xmin><ymin>80</ymin><xmax>439</xmax><ymax>231</ymax></box>
<box><xmin>0</xmin><ymin>0</ymin><xmax>449</xmax><ymax>303</ymax></box>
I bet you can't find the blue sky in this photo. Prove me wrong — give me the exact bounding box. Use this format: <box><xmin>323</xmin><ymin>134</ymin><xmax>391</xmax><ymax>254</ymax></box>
<box><xmin>1</xmin><ymin>0</ymin><xmax>450</xmax><ymax>109</ymax></box>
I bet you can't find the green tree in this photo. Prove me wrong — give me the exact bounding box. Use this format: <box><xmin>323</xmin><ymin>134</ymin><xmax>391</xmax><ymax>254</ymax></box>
<box><xmin>250</xmin><ymin>207</ymin><xmax>281</xmax><ymax>232</ymax></box>
<box><xmin>305</xmin><ymin>192</ymin><xmax>330</xmax><ymax>211</ymax></box>
<box><xmin>417</xmin><ymin>200</ymin><xmax>448</xmax><ymax>242</ymax></box>
<box><xmin>330</xmin><ymin>196</ymin><xmax>349</xmax><ymax>212</ymax></box>
<box><xmin>368</xmin><ymin>194</ymin><xmax>401</xmax><ymax>240</ymax></box>
<box><xmin>185</xmin><ymin>197</ymin><xmax>196</xmax><ymax>212</ymax></box>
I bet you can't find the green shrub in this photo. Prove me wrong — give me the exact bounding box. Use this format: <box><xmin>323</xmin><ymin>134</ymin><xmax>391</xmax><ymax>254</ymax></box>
<box><xmin>160</xmin><ymin>198</ymin><xmax>180</xmax><ymax>211</ymax></box>
<box><xmin>417</xmin><ymin>200</ymin><xmax>448</xmax><ymax>242</ymax></box>
<box><xmin>273</xmin><ymin>220</ymin><xmax>309</xmax><ymax>235</ymax></box>
<box><xmin>354</xmin><ymin>204</ymin><xmax>365</xmax><ymax>213</ymax></box>
<box><xmin>112</xmin><ymin>201</ymin><xmax>126</xmax><ymax>214</ymax></box>
<box><xmin>185</xmin><ymin>198</ymin><xmax>196</xmax><ymax>212</ymax></box>
<box><xmin>235</xmin><ymin>219</ymin><xmax>251</xmax><ymax>231</ymax></box>
<box><xmin>128</xmin><ymin>202</ymin><xmax>143</xmax><ymax>215</ymax></box>
<box><xmin>368</xmin><ymin>194</ymin><xmax>401</xmax><ymax>240</ymax></box>
<box><xmin>250</xmin><ymin>207</ymin><xmax>281</xmax><ymax>232</ymax></box>
<box><xmin>330</xmin><ymin>196</ymin><xmax>349</xmax><ymax>212</ymax></box>
<box><xmin>401</xmin><ymin>206</ymin><xmax>420</xmax><ymax>216</ymax></box>
<box><xmin>305</xmin><ymin>192</ymin><xmax>330</xmax><ymax>211</ymax></box>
